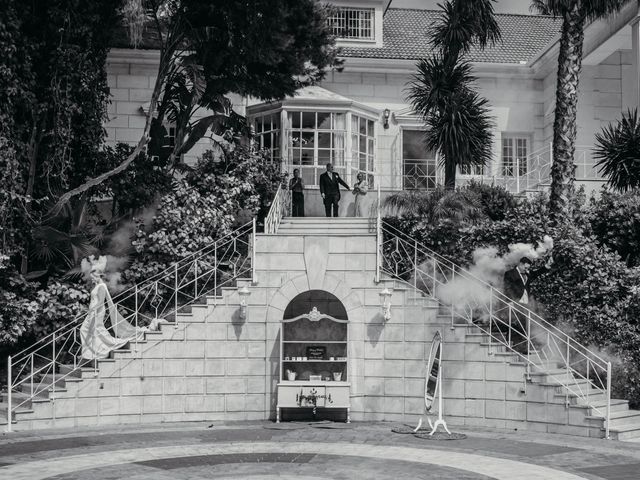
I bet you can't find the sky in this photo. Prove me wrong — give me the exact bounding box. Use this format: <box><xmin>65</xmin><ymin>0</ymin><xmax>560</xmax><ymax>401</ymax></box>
<box><xmin>392</xmin><ymin>0</ymin><xmax>533</xmax><ymax>15</ymax></box>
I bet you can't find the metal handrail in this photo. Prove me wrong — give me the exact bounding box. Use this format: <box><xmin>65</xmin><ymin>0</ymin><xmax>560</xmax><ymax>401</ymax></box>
<box><xmin>11</xmin><ymin>222</ymin><xmax>254</xmax><ymax>362</ymax></box>
<box><xmin>6</xmin><ymin>220</ymin><xmax>256</xmax><ymax>429</ymax></box>
<box><xmin>377</xmin><ymin>217</ymin><xmax>611</xmax><ymax>438</ymax></box>
<box><xmin>264</xmin><ymin>184</ymin><xmax>291</xmax><ymax>234</ymax></box>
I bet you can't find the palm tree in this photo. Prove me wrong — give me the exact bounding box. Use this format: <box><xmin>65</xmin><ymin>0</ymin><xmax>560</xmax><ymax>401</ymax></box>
<box><xmin>407</xmin><ymin>59</ymin><xmax>494</xmax><ymax>189</ymax></box>
<box><xmin>530</xmin><ymin>0</ymin><xmax>632</xmax><ymax>220</ymax></box>
<box><xmin>594</xmin><ymin>109</ymin><xmax>640</xmax><ymax>191</ymax></box>
<box><xmin>385</xmin><ymin>188</ymin><xmax>486</xmax><ymax>225</ymax></box>
<box><xmin>406</xmin><ymin>0</ymin><xmax>500</xmax><ymax>190</ymax></box>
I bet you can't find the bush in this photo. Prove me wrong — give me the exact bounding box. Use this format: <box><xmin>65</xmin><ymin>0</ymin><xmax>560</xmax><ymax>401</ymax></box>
<box><xmin>0</xmin><ymin>255</ymin><xmax>89</xmax><ymax>346</ymax></box>
<box><xmin>588</xmin><ymin>190</ymin><xmax>640</xmax><ymax>267</ymax></box>
<box><xmin>464</xmin><ymin>180</ymin><xmax>518</xmax><ymax>221</ymax></box>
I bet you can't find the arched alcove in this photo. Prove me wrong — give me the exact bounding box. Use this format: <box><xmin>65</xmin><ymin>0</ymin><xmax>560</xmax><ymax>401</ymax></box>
<box><xmin>283</xmin><ymin>290</ymin><xmax>348</xmax><ymax>320</ymax></box>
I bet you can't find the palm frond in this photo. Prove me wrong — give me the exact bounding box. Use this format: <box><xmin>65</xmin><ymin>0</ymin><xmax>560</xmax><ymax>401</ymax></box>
<box><xmin>530</xmin><ymin>0</ymin><xmax>554</xmax><ymax>15</ymax></box>
<box><xmin>529</xmin><ymin>0</ymin><xmax>631</xmax><ymax>19</ymax></box>
<box><xmin>431</xmin><ymin>0</ymin><xmax>501</xmax><ymax>56</ymax></box>
<box><xmin>594</xmin><ymin>108</ymin><xmax>640</xmax><ymax>192</ymax></box>
<box><xmin>384</xmin><ymin>188</ymin><xmax>486</xmax><ymax>224</ymax></box>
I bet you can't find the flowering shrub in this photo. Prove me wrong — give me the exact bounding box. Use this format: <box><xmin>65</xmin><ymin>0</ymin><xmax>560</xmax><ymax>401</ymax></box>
<box><xmin>0</xmin><ymin>255</ymin><xmax>89</xmax><ymax>346</ymax></box>
<box><xmin>123</xmin><ymin>147</ymin><xmax>281</xmax><ymax>284</ymax></box>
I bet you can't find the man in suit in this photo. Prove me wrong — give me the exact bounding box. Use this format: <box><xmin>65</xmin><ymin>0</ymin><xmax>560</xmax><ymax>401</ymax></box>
<box><xmin>503</xmin><ymin>257</ymin><xmax>534</xmax><ymax>304</ymax></box>
<box><xmin>319</xmin><ymin>163</ymin><xmax>350</xmax><ymax>217</ymax></box>
<box><xmin>502</xmin><ymin>256</ymin><xmax>552</xmax><ymax>353</ymax></box>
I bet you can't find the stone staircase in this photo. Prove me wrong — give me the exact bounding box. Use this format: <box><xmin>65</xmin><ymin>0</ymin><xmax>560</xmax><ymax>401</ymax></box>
<box><xmin>438</xmin><ymin>311</ymin><xmax>640</xmax><ymax>440</ymax></box>
<box><xmin>3</xmin><ymin>215</ymin><xmax>639</xmax><ymax>440</ymax></box>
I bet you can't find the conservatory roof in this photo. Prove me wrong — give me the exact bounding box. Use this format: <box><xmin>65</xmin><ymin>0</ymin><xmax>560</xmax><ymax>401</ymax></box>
<box><xmin>246</xmin><ymin>86</ymin><xmax>380</xmax><ymax>115</ymax></box>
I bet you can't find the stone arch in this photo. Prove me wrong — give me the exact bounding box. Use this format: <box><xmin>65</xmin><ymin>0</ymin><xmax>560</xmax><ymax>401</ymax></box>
<box><xmin>265</xmin><ymin>272</ymin><xmax>363</xmax><ymax>321</ymax></box>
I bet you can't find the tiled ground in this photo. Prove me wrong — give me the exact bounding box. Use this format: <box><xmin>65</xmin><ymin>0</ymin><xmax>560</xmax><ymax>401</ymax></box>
<box><xmin>1</xmin><ymin>422</ymin><xmax>640</xmax><ymax>479</ymax></box>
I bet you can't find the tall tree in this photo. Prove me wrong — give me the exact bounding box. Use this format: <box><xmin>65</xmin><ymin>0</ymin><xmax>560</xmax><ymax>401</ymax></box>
<box><xmin>0</xmin><ymin>0</ymin><xmax>123</xmax><ymax>274</ymax></box>
<box><xmin>49</xmin><ymin>0</ymin><xmax>341</xmax><ymax>215</ymax></box>
<box><xmin>407</xmin><ymin>0</ymin><xmax>500</xmax><ymax>190</ymax></box>
<box><xmin>530</xmin><ymin>0</ymin><xmax>632</xmax><ymax>221</ymax></box>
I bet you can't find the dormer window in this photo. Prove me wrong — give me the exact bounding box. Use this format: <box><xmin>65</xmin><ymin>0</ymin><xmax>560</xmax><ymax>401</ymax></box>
<box><xmin>328</xmin><ymin>7</ymin><xmax>375</xmax><ymax>40</ymax></box>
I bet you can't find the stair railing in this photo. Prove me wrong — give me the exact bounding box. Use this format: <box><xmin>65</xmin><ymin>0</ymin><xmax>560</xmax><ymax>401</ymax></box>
<box><xmin>6</xmin><ymin>220</ymin><xmax>255</xmax><ymax>431</ymax></box>
<box><xmin>264</xmin><ymin>183</ymin><xmax>291</xmax><ymax>234</ymax></box>
<box><xmin>378</xmin><ymin>220</ymin><xmax>612</xmax><ymax>438</ymax></box>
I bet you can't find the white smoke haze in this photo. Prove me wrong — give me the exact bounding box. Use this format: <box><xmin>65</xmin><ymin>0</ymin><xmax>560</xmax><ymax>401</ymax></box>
<box><xmin>81</xmin><ymin>254</ymin><xmax>130</xmax><ymax>293</ymax></box>
<box><xmin>436</xmin><ymin>236</ymin><xmax>555</xmax><ymax>316</ymax></box>
<box><xmin>107</xmin><ymin>205</ymin><xmax>157</xmax><ymax>256</ymax></box>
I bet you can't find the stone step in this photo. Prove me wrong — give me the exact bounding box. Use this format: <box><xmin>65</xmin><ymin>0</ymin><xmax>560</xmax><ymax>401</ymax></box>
<box><xmin>59</xmin><ymin>364</ymin><xmax>83</xmax><ymax>378</ymax></box>
<box><xmin>587</xmin><ymin>408</ymin><xmax>640</xmax><ymax>424</ymax></box>
<box><xmin>21</xmin><ymin>373</ymin><xmax>66</xmax><ymax>393</ymax></box>
<box><xmin>570</xmin><ymin>398</ymin><xmax>630</xmax><ymax>414</ymax></box>
<box><xmin>0</xmin><ymin>403</ymin><xmax>30</xmax><ymax>425</ymax></box>
<box><xmin>0</xmin><ymin>390</ymin><xmax>43</xmax><ymax>409</ymax></box>
<box><xmin>276</xmin><ymin>229</ymin><xmax>374</xmax><ymax>235</ymax></box>
<box><xmin>608</xmin><ymin>420</ymin><xmax>640</xmax><ymax>441</ymax></box>
<box><xmin>281</xmin><ymin>217</ymin><xmax>370</xmax><ymax>222</ymax></box>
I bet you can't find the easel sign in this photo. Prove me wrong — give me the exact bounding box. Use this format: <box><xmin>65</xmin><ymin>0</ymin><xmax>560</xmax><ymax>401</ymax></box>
<box><xmin>415</xmin><ymin>330</ymin><xmax>451</xmax><ymax>435</ymax></box>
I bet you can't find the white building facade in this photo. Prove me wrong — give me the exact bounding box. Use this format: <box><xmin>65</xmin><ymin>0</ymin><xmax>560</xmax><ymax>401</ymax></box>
<box><xmin>105</xmin><ymin>1</ymin><xmax>640</xmax><ymax>214</ymax></box>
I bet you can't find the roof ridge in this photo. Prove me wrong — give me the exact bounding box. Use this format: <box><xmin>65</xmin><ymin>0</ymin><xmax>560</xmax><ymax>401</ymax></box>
<box><xmin>386</xmin><ymin>7</ymin><xmax>557</xmax><ymax>20</ymax></box>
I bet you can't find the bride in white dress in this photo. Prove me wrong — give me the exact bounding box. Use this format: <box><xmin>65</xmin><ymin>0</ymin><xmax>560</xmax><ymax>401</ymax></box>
<box><xmin>80</xmin><ymin>256</ymin><xmax>146</xmax><ymax>360</ymax></box>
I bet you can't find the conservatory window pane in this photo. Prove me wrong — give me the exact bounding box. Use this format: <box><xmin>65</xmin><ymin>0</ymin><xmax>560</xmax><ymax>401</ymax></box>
<box><xmin>318</xmin><ymin>149</ymin><xmax>332</xmax><ymax>162</ymax></box>
<box><xmin>301</xmin><ymin>149</ymin><xmax>314</xmax><ymax>165</ymax></box>
<box><xmin>301</xmin><ymin>131</ymin><xmax>315</xmax><ymax>149</ymax></box>
<box><xmin>317</xmin><ymin>112</ymin><xmax>331</xmax><ymax>130</ymax></box>
<box><xmin>290</xmin><ymin>111</ymin><xmax>301</xmax><ymax>129</ymax></box>
<box><xmin>318</xmin><ymin>132</ymin><xmax>331</xmax><ymax>149</ymax></box>
<box><xmin>302</xmin><ymin>112</ymin><xmax>315</xmax><ymax>129</ymax></box>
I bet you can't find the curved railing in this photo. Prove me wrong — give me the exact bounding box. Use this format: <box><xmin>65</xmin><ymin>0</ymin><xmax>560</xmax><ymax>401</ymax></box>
<box><xmin>264</xmin><ymin>184</ymin><xmax>291</xmax><ymax>234</ymax></box>
<box><xmin>6</xmin><ymin>220</ymin><xmax>256</xmax><ymax>429</ymax></box>
<box><xmin>377</xmin><ymin>217</ymin><xmax>612</xmax><ymax>438</ymax></box>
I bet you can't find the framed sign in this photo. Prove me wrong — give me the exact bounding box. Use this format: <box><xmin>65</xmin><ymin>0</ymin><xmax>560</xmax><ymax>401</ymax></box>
<box><xmin>306</xmin><ymin>346</ymin><xmax>326</xmax><ymax>360</ymax></box>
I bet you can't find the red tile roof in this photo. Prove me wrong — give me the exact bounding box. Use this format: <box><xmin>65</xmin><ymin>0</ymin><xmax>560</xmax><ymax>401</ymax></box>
<box><xmin>340</xmin><ymin>9</ymin><xmax>561</xmax><ymax>64</ymax></box>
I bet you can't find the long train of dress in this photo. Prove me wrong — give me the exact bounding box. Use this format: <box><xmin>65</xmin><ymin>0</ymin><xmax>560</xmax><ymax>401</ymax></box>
<box><xmin>80</xmin><ymin>280</ymin><xmax>147</xmax><ymax>360</ymax></box>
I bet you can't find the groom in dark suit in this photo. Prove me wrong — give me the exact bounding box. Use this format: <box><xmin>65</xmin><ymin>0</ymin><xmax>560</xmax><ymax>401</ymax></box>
<box><xmin>503</xmin><ymin>257</ymin><xmax>534</xmax><ymax>304</ymax></box>
<box><xmin>502</xmin><ymin>256</ymin><xmax>552</xmax><ymax>353</ymax></box>
<box><xmin>319</xmin><ymin>163</ymin><xmax>350</xmax><ymax>217</ymax></box>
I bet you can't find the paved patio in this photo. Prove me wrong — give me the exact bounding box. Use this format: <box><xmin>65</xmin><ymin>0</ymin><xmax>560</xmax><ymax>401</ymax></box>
<box><xmin>1</xmin><ymin>422</ymin><xmax>640</xmax><ymax>479</ymax></box>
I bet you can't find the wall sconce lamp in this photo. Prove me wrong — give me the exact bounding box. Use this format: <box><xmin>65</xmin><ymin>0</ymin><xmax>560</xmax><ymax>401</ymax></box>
<box><xmin>238</xmin><ymin>285</ymin><xmax>251</xmax><ymax>320</ymax></box>
<box><xmin>379</xmin><ymin>287</ymin><xmax>393</xmax><ymax>321</ymax></box>
<box><xmin>382</xmin><ymin>108</ymin><xmax>391</xmax><ymax>129</ymax></box>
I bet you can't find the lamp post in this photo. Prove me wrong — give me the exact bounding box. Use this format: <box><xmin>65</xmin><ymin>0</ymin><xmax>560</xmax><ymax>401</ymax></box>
<box><xmin>379</xmin><ymin>287</ymin><xmax>392</xmax><ymax>321</ymax></box>
<box><xmin>238</xmin><ymin>285</ymin><xmax>251</xmax><ymax>320</ymax></box>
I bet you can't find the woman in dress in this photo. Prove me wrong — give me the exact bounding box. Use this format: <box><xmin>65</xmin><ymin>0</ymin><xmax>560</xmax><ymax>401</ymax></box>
<box><xmin>352</xmin><ymin>172</ymin><xmax>369</xmax><ymax>217</ymax></box>
<box><xmin>80</xmin><ymin>256</ymin><xmax>146</xmax><ymax>360</ymax></box>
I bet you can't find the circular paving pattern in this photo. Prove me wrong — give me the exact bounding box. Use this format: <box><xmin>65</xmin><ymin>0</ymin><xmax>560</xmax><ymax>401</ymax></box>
<box><xmin>1</xmin><ymin>422</ymin><xmax>640</xmax><ymax>480</ymax></box>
